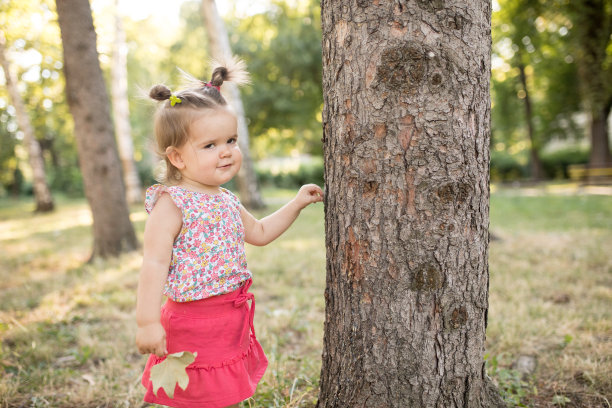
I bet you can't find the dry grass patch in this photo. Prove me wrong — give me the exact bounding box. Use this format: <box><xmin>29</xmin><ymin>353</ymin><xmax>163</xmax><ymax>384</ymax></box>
<box><xmin>488</xmin><ymin>187</ymin><xmax>612</xmax><ymax>407</ymax></box>
<box><xmin>1</xmin><ymin>186</ymin><xmax>611</xmax><ymax>407</ymax></box>
<box><xmin>0</xmin><ymin>191</ymin><xmax>325</xmax><ymax>408</ymax></box>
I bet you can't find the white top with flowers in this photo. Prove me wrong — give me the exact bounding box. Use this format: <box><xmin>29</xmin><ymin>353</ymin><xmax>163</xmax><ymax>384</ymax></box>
<box><xmin>145</xmin><ymin>184</ymin><xmax>252</xmax><ymax>302</ymax></box>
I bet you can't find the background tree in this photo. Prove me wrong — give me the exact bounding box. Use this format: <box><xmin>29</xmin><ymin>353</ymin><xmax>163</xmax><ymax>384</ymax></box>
<box><xmin>493</xmin><ymin>0</ymin><xmax>566</xmax><ymax>179</ymax></box>
<box><xmin>516</xmin><ymin>47</ymin><xmax>544</xmax><ymax>180</ymax></box>
<box><xmin>0</xmin><ymin>32</ymin><xmax>54</xmax><ymax>211</ymax></box>
<box><xmin>55</xmin><ymin>0</ymin><xmax>138</xmax><ymax>259</ymax></box>
<box><xmin>501</xmin><ymin>0</ymin><xmax>546</xmax><ymax>180</ymax></box>
<box><xmin>491</xmin><ymin>0</ymin><xmax>586</xmax><ymax>180</ymax></box>
<box><xmin>0</xmin><ymin>0</ymin><xmax>78</xmax><ymax>197</ymax></box>
<box><xmin>111</xmin><ymin>0</ymin><xmax>141</xmax><ymax>204</ymax></box>
<box><xmin>566</xmin><ymin>0</ymin><xmax>612</xmax><ymax>170</ymax></box>
<box><xmin>230</xmin><ymin>0</ymin><xmax>324</xmax><ymax>157</ymax></box>
<box><xmin>318</xmin><ymin>0</ymin><xmax>504</xmax><ymax>406</ymax></box>
<box><xmin>200</xmin><ymin>0</ymin><xmax>265</xmax><ymax>209</ymax></box>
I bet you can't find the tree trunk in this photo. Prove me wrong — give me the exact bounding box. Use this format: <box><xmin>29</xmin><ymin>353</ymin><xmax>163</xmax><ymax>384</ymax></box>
<box><xmin>569</xmin><ymin>0</ymin><xmax>612</xmax><ymax>169</ymax></box>
<box><xmin>588</xmin><ymin>102</ymin><xmax>611</xmax><ymax>169</ymax></box>
<box><xmin>318</xmin><ymin>1</ymin><xmax>505</xmax><ymax>407</ymax></box>
<box><xmin>55</xmin><ymin>0</ymin><xmax>138</xmax><ymax>259</ymax></box>
<box><xmin>200</xmin><ymin>0</ymin><xmax>265</xmax><ymax>210</ymax></box>
<box><xmin>517</xmin><ymin>58</ymin><xmax>544</xmax><ymax>180</ymax></box>
<box><xmin>111</xmin><ymin>0</ymin><xmax>142</xmax><ymax>204</ymax></box>
<box><xmin>0</xmin><ymin>32</ymin><xmax>54</xmax><ymax>212</ymax></box>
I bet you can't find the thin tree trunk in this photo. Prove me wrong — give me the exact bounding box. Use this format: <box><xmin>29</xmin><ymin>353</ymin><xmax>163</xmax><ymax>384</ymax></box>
<box><xmin>200</xmin><ymin>0</ymin><xmax>265</xmax><ymax>210</ymax></box>
<box><xmin>55</xmin><ymin>0</ymin><xmax>138</xmax><ymax>259</ymax></box>
<box><xmin>111</xmin><ymin>0</ymin><xmax>142</xmax><ymax>204</ymax></box>
<box><xmin>517</xmin><ymin>58</ymin><xmax>544</xmax><ymax>180</ymax></box>
<box><xmin>0</xmin><ymin>32</ymin><xmax>54</xmax><ymax>212</ymax></box>
<box><xmin>318</xmin><ymin>0</ymin><xmax>504</xmax><ymax>407</ymax></box>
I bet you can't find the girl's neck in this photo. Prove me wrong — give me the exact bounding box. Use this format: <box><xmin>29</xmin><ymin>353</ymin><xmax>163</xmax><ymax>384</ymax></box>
<box><xmin>177</xmin><ymin>178</ymin><xmax>222</xmax><ymax>195</ymax></box>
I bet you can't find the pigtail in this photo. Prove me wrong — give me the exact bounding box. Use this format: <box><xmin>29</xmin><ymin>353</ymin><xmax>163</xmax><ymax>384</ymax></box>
<box><xmin>209</xmin><ymin>56</ymin><xmax>250</xmax><ymax>87</ymax></box>
<box><xmin>178</xmin><ymin>56</ymin><xmax>251</xmax><ymax>91</ymax></box>
<box><xmin>149</xmin><ymin>84</ymin><xmax>172</xmax><ymax>101</ymax></box>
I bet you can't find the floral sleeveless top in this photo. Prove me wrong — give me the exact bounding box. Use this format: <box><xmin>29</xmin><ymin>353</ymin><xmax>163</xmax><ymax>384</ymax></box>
<box><xmin>145</xmin><ymin>184</ymin><xmax>251</xmax><ymax>302</ymax></box>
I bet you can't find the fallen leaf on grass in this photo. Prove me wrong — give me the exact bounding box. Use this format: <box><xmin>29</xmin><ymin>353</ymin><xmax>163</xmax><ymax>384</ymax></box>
<box><xmin>150</xmin><ymin>351</ymin><xmax>197</xmax><ymax>398</ymax></box>
<box><xmin>82</xmin><ymin>374</ymin><xmax>95</xmax><ymax>386</ymax></box>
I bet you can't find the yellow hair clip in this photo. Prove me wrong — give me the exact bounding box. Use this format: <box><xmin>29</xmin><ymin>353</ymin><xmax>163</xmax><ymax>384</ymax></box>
<box><xmin>169</xmin><ymin>95</ymin><xmax>182</xmax><ymax>106</ymax></box>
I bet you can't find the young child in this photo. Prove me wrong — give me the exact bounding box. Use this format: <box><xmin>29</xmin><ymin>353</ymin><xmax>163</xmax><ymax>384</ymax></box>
<box><xmin>135</xmin><ymin>59</ymin><xmax>323</xmax><ymax>408</ymax></box>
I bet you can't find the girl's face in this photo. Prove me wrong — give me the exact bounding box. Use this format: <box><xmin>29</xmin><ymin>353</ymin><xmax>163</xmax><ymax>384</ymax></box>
<box><xmin>170</xmin><ymin>109</ymin><xmax>242</xmax><ymax>193</ymax></box>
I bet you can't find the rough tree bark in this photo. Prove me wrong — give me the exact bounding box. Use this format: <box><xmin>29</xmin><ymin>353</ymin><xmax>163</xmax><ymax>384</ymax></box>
<box><xmin>111</xmin><ymin>0</ymin><xmax>142</xmax><ymax>204</ymax></box>
<box><xmin>318</xmin><ymin>0</ymin><xmax>505</xmax><ymax>407</ymax></box>
<box><xmin>0</xmin><ymin>32</ymin><xmax>54</xmax><ymax>212</ymax></box>
<box><xmin>200</xmin><ymin>0</ymin><xmax>265</xmax><ymax>209</ymax></box>
<box><xmin>56</xmin><ymin>0</ymin><xmax>138</xmax><ymax>259</ymax></box>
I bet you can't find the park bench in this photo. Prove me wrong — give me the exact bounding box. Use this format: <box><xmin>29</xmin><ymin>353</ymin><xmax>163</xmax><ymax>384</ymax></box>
<box><xmin>568</xmin><ymin>164</ymin><xmax>612</xmax><ymax>185</ymax></box>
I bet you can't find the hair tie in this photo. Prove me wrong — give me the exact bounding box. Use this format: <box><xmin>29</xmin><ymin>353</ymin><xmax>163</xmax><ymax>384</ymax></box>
<box><xmin>204</xmin><ymin>82</ymin><xmax>221</xmax><ymax>91</ymax></box>
<box><xmin>169</xmin><ymin>95</ymin><xmax>182</xmax><ymax>106</ymax></box>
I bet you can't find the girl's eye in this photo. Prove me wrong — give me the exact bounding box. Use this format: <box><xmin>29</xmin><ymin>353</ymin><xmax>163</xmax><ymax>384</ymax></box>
<box><xmin>204</xmin><ymin>143</ymin><xmax>215</xmax><ymax>149</ymax></box>
<box><xmin>228</xmin><ymin>138</ymin><xmax>237</xmax><ymax>144</ymax></box>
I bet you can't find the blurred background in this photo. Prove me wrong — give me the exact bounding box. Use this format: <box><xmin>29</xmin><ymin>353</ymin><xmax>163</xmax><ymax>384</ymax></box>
<box><xmin>0</xmin><ymin>0</ymin><xmax>610</xmax><ymax>407</ymax></box>
<box><xmin>0</xmin><ymin>0</ymin><xmax>610</xmax><ymax>197</ymax></box>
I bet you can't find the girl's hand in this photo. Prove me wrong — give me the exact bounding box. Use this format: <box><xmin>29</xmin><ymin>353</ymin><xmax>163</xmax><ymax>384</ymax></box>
<box><xmin>293</xmin><ymin>184</ymin><xmax>324</xmax><ymax>210</ymax></box>
<box><xmin>136</xmin><ymin>322</ymin><xmax>167</xmax><ymax>357</ymax></box>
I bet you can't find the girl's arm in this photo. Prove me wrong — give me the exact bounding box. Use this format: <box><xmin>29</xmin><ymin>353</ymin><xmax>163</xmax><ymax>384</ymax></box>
<box><xmin>135</xmin><ymin>193</ymin><xmax>182</xmax><ymax>357</ymax></box>
<box><xmin>240</xmin><ymin>184</ymin><xmax>323</xmax><ymax>246</ymax></box>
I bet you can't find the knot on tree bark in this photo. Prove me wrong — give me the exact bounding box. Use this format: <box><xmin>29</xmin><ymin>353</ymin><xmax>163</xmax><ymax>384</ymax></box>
<box><xmin>376</xmin><ymin>44</ymin><xmax>425</xmax><ymax>92</ymax></box>
<box><xmin>411</xmin><ymin>262</ymin><xmax>443</xmax><ymax>291</ymax></box>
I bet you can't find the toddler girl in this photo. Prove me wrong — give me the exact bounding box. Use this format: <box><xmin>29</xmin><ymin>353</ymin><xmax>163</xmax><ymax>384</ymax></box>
<box><xmin>135</xmin><ymin>59</ymin><xmax>323</xmax><ymax>408</ymax></box>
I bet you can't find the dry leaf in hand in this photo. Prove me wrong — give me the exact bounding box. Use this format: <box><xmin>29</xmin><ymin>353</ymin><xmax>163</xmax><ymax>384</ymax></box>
<box><xmin>150</xmin><ymin>351</ymin><xmax>197</xmax><ymax>398</ymax></box>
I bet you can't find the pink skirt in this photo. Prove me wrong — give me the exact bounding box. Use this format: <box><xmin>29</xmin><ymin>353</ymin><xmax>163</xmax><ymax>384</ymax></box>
<box><xmin>141</xmin><ymin>279</ymin><xmax>268</xmax><ymax>408</ymax></box>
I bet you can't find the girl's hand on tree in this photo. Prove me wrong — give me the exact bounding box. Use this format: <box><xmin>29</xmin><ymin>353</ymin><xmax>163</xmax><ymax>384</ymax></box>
<box><xmin>294</xmin><ymin>184</ymin><xmax>324</xmax><ymax>210</ymax></box>
<box><xmin>136</xmin><ymin>322</ymin><xmax>167</xmax><ymax>357</ymax></box>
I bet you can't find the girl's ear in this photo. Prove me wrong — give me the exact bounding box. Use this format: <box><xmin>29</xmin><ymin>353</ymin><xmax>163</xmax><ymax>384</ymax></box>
<box><xmin>166</xmin><ymin>146</ymin><xmax>185</xmax><ymax>169</ymax></box>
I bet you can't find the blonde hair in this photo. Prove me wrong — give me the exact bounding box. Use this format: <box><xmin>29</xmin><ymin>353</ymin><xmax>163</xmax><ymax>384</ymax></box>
<box><xmin>149</xmin><ymin>58</ymin><xmax>250</xmax><ymax>184</ymax></box>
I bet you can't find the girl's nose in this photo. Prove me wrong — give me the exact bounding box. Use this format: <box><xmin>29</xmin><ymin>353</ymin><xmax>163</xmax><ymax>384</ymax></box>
<box><xmin>219</xmin><ymin>145</ymin><xmax>231</xmax><ymax>158</ymax></box>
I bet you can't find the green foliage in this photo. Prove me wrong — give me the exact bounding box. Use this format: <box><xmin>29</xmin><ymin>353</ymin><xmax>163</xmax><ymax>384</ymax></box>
<box><xmin>539</xmin><ymin>145</ymin><xmax>589</xmax><ymax>179</ymax></box>
<box><xmin>1</xmin><ymin>0</ymin><xmax>77</xmax><ymax>195</ymax></box>
<box><xmin>490</xmin><ymin>149</ymin><xmax>529</xmax><ymax>181</ymax></box>
<box><xmin>490</xmin><ymin>144</ymin><xmax>594</xmax><ymax>181</ymax></box>
<box><xmin>564</xmin><ymin>0</ymin><xmax>612</xmax><ymax>117</ymax></box>
<box><xmin>560</xmin><ymin>334</ymin><xmax>573</xmax><ymax>349</ymax></box>
<box><xmin>552</xmin><ymin>394</ymin><xmax>571</xmax><ymax>406</ymax></box>
<box><xmin>485</xmin><ymin>354</ymin><xmax>535</xmax><ymax>407</ymax></box>
<box><xmin>229</xmin><ymin>0</ymin><xmax>323</xmax><ymax>157</ymax></box>
<box><xmin>157</xmin><ymin>1</ymin><xmax>209</xmax><ymax>84</ymax></box>
<box><xmin>492</xmin><ymin>0</ymin><xmax>584</xmax><ymax>161</ymax></box>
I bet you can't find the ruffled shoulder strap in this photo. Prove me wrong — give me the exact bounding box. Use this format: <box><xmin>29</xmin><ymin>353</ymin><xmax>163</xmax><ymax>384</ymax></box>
<box><xmin>221</xmin><ymin>187</ymin><xmax>242</xmax><ymax>208</ymax></box>
<box><xmin>144</xmin><ymin>184</ymin><xmax>185</xmax><ymax>214</ymax></box>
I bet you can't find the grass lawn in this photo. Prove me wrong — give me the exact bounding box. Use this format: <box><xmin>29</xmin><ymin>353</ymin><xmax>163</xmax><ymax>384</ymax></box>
<box><xmin>0</xmin><ymin>184</ymin><xmax>610</xmax><ymax>407</ymax></box>
<box><xmin>487</xmin><ymin>185</ymin><xmax>612</xmax><ymax>407</ymax></box>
